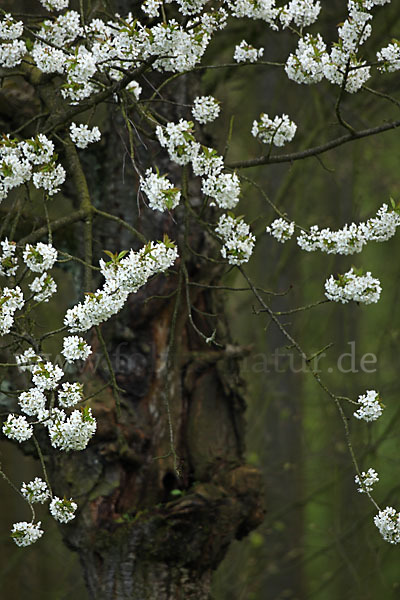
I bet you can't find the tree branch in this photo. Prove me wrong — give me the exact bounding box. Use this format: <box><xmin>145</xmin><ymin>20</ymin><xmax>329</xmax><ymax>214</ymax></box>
<box><xmin>227</xmin><ymin>119</ymin><xmax>400</xmax><ymax>169</ymax></box>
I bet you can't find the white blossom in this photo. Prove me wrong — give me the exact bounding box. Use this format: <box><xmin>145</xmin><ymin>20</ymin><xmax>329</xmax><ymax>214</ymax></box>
<box><xmin>140</xmin><ymin>168</ymin><xmax>181</xmax><ymax>212</ymax></box>
<box><xmin>156</xmin><ymin>119</ymin><xmax>197</xmax><ymax>166</ymax></box>
<box><xmin>233</xmin><ymin>40</ymin><xmax>264</xmax><ymax>63</ymax></box>
<box><xmin>47</xmin><ymin>407</ymin><xmax>96</xmax><ymax>451</ymax></box>
<box><xmin>16</xmin><ymin>348</ymin><xmax>41</xmax><ymax>373</ymax></box>
<box><xmin>266</xmin><ymin>218</ymin><xmax>295</xmax><ymax>242</ymax></box>
<box><xmin>201</xmin><ymin>172</ymin><xmax>240</xmax><ymax>209</ymax></box>
<box><xmin>65</xmin><ymin>239</ymin><xmax>177</xmax><ymax>332</ymax></box>
<box><xmin>37</xmin><ymin>11</ymin><xmax>82</xmax><ymax>48</ymax></box>
<box><xmin>11</xmin><ymin>521</ymin><xmax>43</xmax><ymax>547</ymax></box>
<box><xmin>377</xmin><ymin>40</ymin><xmax>400</xmax><ymax>72</ymax></box>
<box><xmin>58</xmin><ymin>382</ymin><xmax>84</xmax><ymax>408</ymax></box>
<box><xmin>29</xmin><ymin>273</ymin><xmax>57</xmax><ymax>303</ymax></box>
<box><xmin>324</xmin><ymin>268</ymin><xmax>381</xmax><ymax>304</ymax></box>
<box><xmin>215</xmin><ymin>213</ymin><xmax>255</xmax><ymax>265</ymax></box>
<box><xmin>175</xmin><ymin>0</ymin><xmax>209</xmax><ymax>15</ymax></box>
<box><xmin>21</xmin><ymin>135</ymin><xmax>55</xmax><ymax>166</ymax></box>
<box><xmin>49</xmin><ymin>497</ymin><xmax>77</xmax><ymax>523</ymax></box>
<box><xmin>355</xmin><ymin>468</ymin><xmax>379</xmax><ymax>493</ymax></box>
<box><xmin>225</xmin><ymin>0</ymin><xmax>278</xmax><ymax>27</ymax></box>
<box><xmin>0</xmin><ymin>40</ymin><xmax>26</xmax><ymax>68</ymax></box>
<box><xmin>64</xmin><ymin>288</ymin><xmax>128</xmax><ymax>333</ymax></box>
<box><xmin>192</xmin><ymin>96</ymin><xmax>221</xmax><ymax>124</ymax></box>
<box><xmin>0</xmin><ymin>144</ymin><xmax>32</xmax><ymax>201</ymax></box>
<box><xmin>39</xmin><ymin>0</ymin><xmax>69</xmax><ymax>11</ymax></box>
<box><xmin>323</xmin><ymin>47</ymin><xmax>370</xmax><ymax>94</ymax></box>
<box><xmin>62</xmin><ymin>336</ymin><xmax>92</xmax><ymax>363</ymax></box>
<box><xmin>374</xmin><ymin>507</ymin><xmax>400</xmax><ymax>544</ymax></box>
<box><xmin>197</xmin><ymin>8</ymin><xmax>228</xmax><ymax>34</ymax></box>
<box><xmin>0</xmin><ymin>14</ymin><xmax>24</xmax><ymax>40</ymax></box>
<box><xmin>191</xmin><ymin>145</ymin><xmax>224</xmax><ymax>178</ymax></box>
<box><xmin>142</xmin><ymin>0</ymin><xmax>162</xmax><ymax>18</ymax></box>
<box><xmin>31</xmin><ymin>43</ymin><xmax>66</xmax><ymax>74</ymax></box>
<box><xmin>23</xmin><ymin>243</ymin><xmax>57</xmax><ymax>273</ymax></box>
<box><xmin>32</xmin><ymin>362</ymin><xmax>64</xmax><ymax>391</ymax></box>
<box><xmin>354</xmin><ymin>390</ymin><xmax>384</xmax><ymax>422</ymax></box>
<box><xmin>3</xmin><ymin>414</ymin><xmax>33</xmax><ymax>443</ymax></box>
<box><xmin>126</xmin><ymin>80</ymin><xmax>142</xmax><ymax>100</ymax></box>
<box><xmin>18</xmin><ymin>388</ymin><xmax>47</xmax><ymax>417</ymax></box>
<box><xmin>285</xmin><ymin>33</ymin><xmax>327</xmax><ymax>85</ymax></box>
<box><xmin>252</xmin><ymin>113</ymin><xmax>297</xmax><ymax>147</ymax></box>
<box><xmin>21</xmin><ymin>478</ymin><xmax>50</xmax><ymax>504</ymax></box>
<box><xmin>70</xmin><ymin>123</ymin><xmax>101</xmax><ymax>149</ymax></box>
<box><xmin>298</xmin><ymin>204</ymin><xmax>400</xmax><ymax>254</ymax></box>
<box><xmin>0</xmin><ymin>239</ymin><xmax>18</xmax><ymax>276</ymax></box>
<box><xmin>145</xmin><ymin>19</ymin><xmax>211</xmax><ymax>73</ymax></box>
<box><xmin>32</xmin><ymin>163</ymin><xmax>66</xmax><ymax>195</ymax></box>
<box><xmin>279</xmin><ymin>0</ymin><xmax>321</xmax><ymax>29</ymax></box>
<box><xmin>0</xmin><ymin>286</ymin><xmax>24</xmax><ymax>335</ymax></box>
<box><xmin>99</xmin><ymin>240</ymin><xmax>179</xmax><ymax>295</ymax></box>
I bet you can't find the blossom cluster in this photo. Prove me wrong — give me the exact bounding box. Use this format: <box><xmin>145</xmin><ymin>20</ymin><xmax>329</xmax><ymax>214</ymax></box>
<box><xmin>69</xmin><ymin>123</ymin><xmax>101</xmax><ymax>149</ymax></box>
<box><xmin>4</xmin><ymin>327</ymin><xmax>95</xmax><ymax>451</ymax></box>
<box><xmin>284</xmin><ymin>0</ymin><xmax>392</xmax><ymax>92</ymax></box>
<box><xmin>0</xmin><ymin>0</ymin><xmax>395</xmax><ymax>110</ymax></box>
<box><xmin>47</xmin><ymin>407</ymin><xmax>97</xmax><ymax>451</ymax></box>
<box><xmin>39</xmin><ymin>0</ymin><xmax>69</xmax><ymax>11</ymax></box>
<box><xmin>62</xmin><ymin>336</ymin><xmax>92</xmax><ymax>363</ymax></box>
<box><xmin>0</xmin><ymin>239</ymin><xmax>18</xmax><ymax>277</ymax></box>
<box><xmin>285</xmin><ymin>33</ymin><xmax>327</xmax><ymax>84</ymax></box>
<box><xmin>18</xmin><ymin>388</ymin><xmax>46</xmax><ymax>417</ymax></box>
<box><xmin>252</xmin><ymin>113</ymin><xmax>297</xmax><ymax>147</ymax></box>
<box><xmin>226</xmin><ymin>0</ymin><xmax>321</xmax><ymax>30</ymax></box>
<box><xmin>21</xmin><ymin>477</ymin><xmax>50</xmax><ymax>504</ymax></box>
<box><xmin>11</xmin><ymin>521</ymin><xmax>43</xmax><ymax>547</ymax></box>
<box><xmin>3</xmin><ymin>414</ymin><xmax>33</xmax><ymax>443</ymax></box>
<box><xmin>29</xmin><ymin>273</ymin><xmax>57</xmax><ymax>303</ymax></box>
<box><xmin>324</xmin><ymin>268</ymin><xmax>381</xmax><ymax>305</ymax></box>
<box><xmin>192</xmin><ymin>95</ymin><xmax>221</xmax><ymax>124</ymax></box>
<box><xmin>377</xmin><ymin>40</ymin><xmax>400</xmax><ymax>72</ymax></box>
<box><xmin>353</xmin><ymin>390</ymin><xmax>384</xmax><ymax>422</ymax></box>
<box><xmin>0</xmin><ymin>286</ymin><xmax>24</xmax><ymax>335</ymax></box>
<box><xmin>65</xmin><ymin>239</ymin><xmax>178</xmax><ymax>332</ymax></box>
<box><xmin>355</xmin><ymin>468</ymin><xmax>379</xmax><ymax>493</ymax></box>
<box><xmin>4</xmin><ymin>389</ymin><xmax>97</xmax><ymax>452</ymax></box>
<box><xmin>25</xmin><ymin>9</ymin><xmax>221</xmax><ymax>104</ymax></box>
<box><xmin>266</xmin><ymin>218</ymin><xmax>295</xmax><ymax>242</ymax></box>
<box><xmin>278</xmin><ymin>0</ymin><xmax>321</xmax><ymax>29</ymax></box>
<box><xmin>11</xmin><ymin>476</ymin><xmax>79</xmax><ymax>547</ymax></box>
<box><xmin>58</xmin><ymin>382</ymin><xmax>84</xmax><ymax>408</ymax></box>
<box><xmin>140</xmin><ymin>168</ymin><xmax>181</xmax><ymax>212</ymax></box>
<box><xmin>156</xmin><ymin>119</ymin><xmax>244</xmax><ymax>231</ymax></box>
<box><xmin>374</xmin><ymin>507</ymin><xmax>400</xmax><ymax>544</ymax></box>
<box><xmin>0</xmin><ymin>13</ymin><xmax>24</xmax><ymax>40</ymax></box>
<box><xmin>23</xmin><ymin>243</ymin><xmax>58</xmax><ymax>273</ymax></box>
<box><xmin>233</xmin><ymin>40</ymin><xmax>264</xmax><ymax>63</ymax></box>
<box><xmin>0</xmin><ymin>242</ymin><xmax>58</xmax><ymax>334</ymax></box>
<box><xmin>49</xmin><ymin>496</ymin><xmax>77</xmax><ymax>523</ymax></box>
<box><xmin>0</xmin><ymin>135</ymin><xmax>65</xmax><ymax>202</ymax></box>
<box><xmin>297</xmin><ymin>204</ymin><xmax>400</xmax><ymax>255</ymax></box>
<box><xmin>0</xmin><ymin>12</ymin><xmax>26</xmax><ymax>68</ymax></box>
<box><xmin>215</xmin><ymin>214</ymin><xmax>256</xmax><ymax>265</ymax></box>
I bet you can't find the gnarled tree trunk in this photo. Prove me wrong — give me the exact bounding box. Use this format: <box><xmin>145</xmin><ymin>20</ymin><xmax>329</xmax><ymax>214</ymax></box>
<box><xmin>49</xmin><ymin>11</ymin><xmax>263</xmax><ymax>600</ymax></box>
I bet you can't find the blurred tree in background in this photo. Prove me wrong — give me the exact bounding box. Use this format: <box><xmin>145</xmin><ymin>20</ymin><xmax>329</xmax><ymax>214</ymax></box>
<box><xmin>1</xmin><ymin>1</ymin><xmax>400</xmax><ymax>599</ymax></box>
